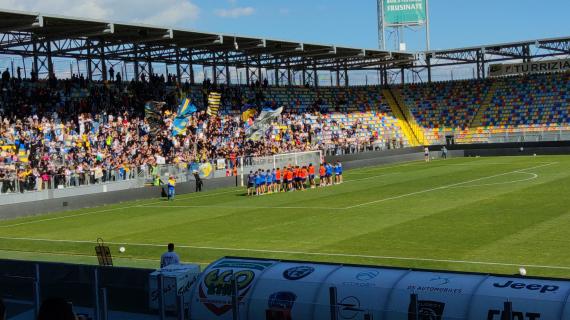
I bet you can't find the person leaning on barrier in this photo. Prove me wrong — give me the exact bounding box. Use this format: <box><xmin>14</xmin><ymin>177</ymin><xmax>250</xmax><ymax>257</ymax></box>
<box><xmin>160</xmin><ymin>243</ymin><xmax>180</xmax><ymax>268</ymax></box>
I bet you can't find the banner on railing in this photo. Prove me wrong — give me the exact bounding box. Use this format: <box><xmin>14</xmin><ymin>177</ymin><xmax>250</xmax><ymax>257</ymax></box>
<box><xmin>489</xmin><ymin>58</ymin><xmax>570</xmax><ymax>77</ymax></box>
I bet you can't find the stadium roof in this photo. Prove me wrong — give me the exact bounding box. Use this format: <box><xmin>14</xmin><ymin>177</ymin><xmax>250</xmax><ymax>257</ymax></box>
<box><xmin>0</xmin><ymin>9</ymin><xmax>414</xmax><ymax>72</ymax></box>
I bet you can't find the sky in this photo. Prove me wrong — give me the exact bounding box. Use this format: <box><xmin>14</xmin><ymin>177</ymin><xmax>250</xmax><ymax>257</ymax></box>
<box><xmin>0</xmin><ymin>0</ymin><xmax>568</xmax><ymax>52</ymax></box>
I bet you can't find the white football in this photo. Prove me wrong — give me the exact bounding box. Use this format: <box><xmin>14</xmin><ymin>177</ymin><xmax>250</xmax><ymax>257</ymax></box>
<box><xmin>119</xmin><ymin>246</ymin><xmax>126</xmax><ymax>253</ymax></box>
<box><xmin>519</xmin><ymin>267</ymin><xmax>527</xmax><ymax>276</ymax></box>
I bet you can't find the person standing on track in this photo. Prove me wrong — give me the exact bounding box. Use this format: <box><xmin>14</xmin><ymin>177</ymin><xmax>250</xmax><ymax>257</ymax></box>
<box><xmin>247</xmin><ymin>171</ymin><xmax>254</xmax><ymax>196</ymax></box>
<box><xmin>424</xmin><ymin>146</ymin><xmax>430</xmax><ymax>162</ymax></box>
<box><xmin>167</xmin><ymin>176</ymin><xmax>176</xmax><ymax>201</ymax></box>
<box><xmin>441</xmin><ymin>146</ymin><xmax>448</xmax><ymax>160</ymax></box>
<box><xmin>160</xmin><ymin>243</ymin><xmax>180</xmax><ymax>268</ymax></box>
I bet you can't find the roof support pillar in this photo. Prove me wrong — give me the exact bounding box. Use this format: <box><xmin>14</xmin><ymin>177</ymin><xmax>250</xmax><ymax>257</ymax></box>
<box><xmin>212</xmin><ymin>52</ymin><xmax>217</xmax><ymax>85</ymax></box>
<box><xmin>46</xmin><ymin>40</ymin><xmax>54</xmax><ymax>77</ymax></box>
<box><xmin>400</xmin><ymin>67</ymin><xmax>405</xmax><ymax>85</ymax></box>
<box><xmin>133</xmin><ymin>44</ymin><xmax>139</xmax><ymax>82</ymax></box>
<box><xmin>147</xmin><ymin>49</ymin><xmax>153</xmax><ymax>77</ymax></box>
<box><xmin>175</xmin><ymin>48</ymin><xmax>182</xmax><ymax>85</ymax></box>
<box><xmin>189</xmin><ymin>49</ymin><xmax>195</xmax><ymax>84</ymax></box>
<box><xmin>245</xmin><ymin>56</ymin><xmax>250</xmax><ymax>85</ymax></box>
<box><xmin>99</xmin><ymin>40</ymin><xmax>107</xmax><ymax>81</ymax></box>
<box><xmin>313</xmin><ymin>60</ymin><xmax>318</xmax><ymax>88</ymax></box>
<box><xmin>343</xmin><ymin>62</ymin><xmax>349</xmax><ymax>87</ymax></box>
<box><xmin>257</xmin><ymin>55</ymin><xmax>262</xmax><ymax>83</ymax></box>
<box><xmin>426</xmin><ymin>55</ymin><xmax>432</xmax><ymax>83</ymax></box>
<box><xmin>336</xmin><ymin>64</ymin><xmax>340</xmax><ymax>87</ymax></box>
<box><xmin>274</xmin><ymin>59</ymin><xmax>279</xmax><ymax>87</ymax></box>
<box><xmin>287</xmin><ymin>60</ymin><xmax>292</xmax><ymax>86</ymax></box>
<box><xmin>32</xmin><ymin>40</ymin><xmax>39</xmax><ymax>78</ymax></box>
<box><xmin>225</xmin><ymin>52</ymin><xmax>231</xmax><ymax>85</ymax></box>
<box><xmin>87</xmin><ymin>40</ymin><xmax>93</xmax><ymax>81</ymax></box>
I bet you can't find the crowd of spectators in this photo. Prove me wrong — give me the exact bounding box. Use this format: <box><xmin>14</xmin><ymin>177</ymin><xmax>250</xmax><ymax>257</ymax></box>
<box><xmin>0</xmin><ymin>69</ymin><xmax>397</xmax><ymax>194</ymax></box>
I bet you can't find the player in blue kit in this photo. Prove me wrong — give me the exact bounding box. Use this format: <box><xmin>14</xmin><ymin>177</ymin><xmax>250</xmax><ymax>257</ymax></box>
<box><xmin>325</xmin><ymin>162</ymin><xmax>333</xmax><ymax>185</ymax></box>
<box><xmin>259</xmin><ymin>170</ymin><xmax>267</xmax><ymax>194</ymax></box>
<box><xmin>334</xmin><ymin>161</ymin><xmax>343</xmax><ymax>184</ymax></box>
<box><xmin>265</xmin><ymin>169</ymin><xmax>272</xmax><ymax>194</ymax></box>
<box><xmin>255</xmin><ymin>171</ymin><xmax>263</xmax><ymax>195</ymax></box>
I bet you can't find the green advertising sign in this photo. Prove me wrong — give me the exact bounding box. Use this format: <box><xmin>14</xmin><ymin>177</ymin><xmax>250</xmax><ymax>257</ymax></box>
<box><xmin>383</xmin><ymin>0</ymin><xmax>427</xmax><ymax>25</ymax></box>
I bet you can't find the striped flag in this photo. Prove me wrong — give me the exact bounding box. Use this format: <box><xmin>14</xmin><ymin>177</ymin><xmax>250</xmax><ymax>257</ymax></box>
<box><xmin>207</xmin><ymin>92</ymin><xmax>222</xmax><ymax>116</ymax></box>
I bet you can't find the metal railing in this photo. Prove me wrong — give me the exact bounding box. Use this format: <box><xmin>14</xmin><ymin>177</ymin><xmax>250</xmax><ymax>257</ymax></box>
<box><xmin>0</xmin><ymin>167</ymin><xmax>142</xmax><ymax>195</ymax></box>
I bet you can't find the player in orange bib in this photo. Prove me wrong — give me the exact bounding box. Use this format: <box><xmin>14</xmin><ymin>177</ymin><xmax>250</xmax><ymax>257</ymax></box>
<box><xmin>300</xmin><ymin>166</ymin><xmax>308</xmax><ymax>190</ymax></box>
<box><xmin>275</xmin><ymin>167</ymin><xmax>282</xmax><ymax>193</ymax></box>
<box><xmin>286</xmin><ymin>167</ymin><xmax>294</xmax><ymax>191</ymax></box>
<box><xmin>308</xmin><ymin>163</ymin><xmax>316</xmax><ymax>189</ymax></box>
<box><xmin>319</xmin><ymin>164</ymin><xmax>326</xmax><ymax>187</ymax></box>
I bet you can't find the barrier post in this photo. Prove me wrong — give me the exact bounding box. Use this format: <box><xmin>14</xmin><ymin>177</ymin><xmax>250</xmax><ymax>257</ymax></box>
<box><xmin>33</xmin><ymin>263</ymin><xmax>41</xmax><ymax>318</ymax></box>
<box><xmin>409</xmin><ymin>293</ymin><xmax>419</xmax><ymax>320</ymax></box>
<box><xmin>100</xmin><ymin>288</ymin><xmax>108</xmax><ymax>320</ymax></box>
<box><xmin>231</xmin><ymin>273</ymin><xmax>240</xmax><ymax>320</ymax></box>
<box><xmin>93</xmin><ymin>268</ymin><xmax>100</xmax><ymax>320</ymax></box>
<box><xmin>177</xmin><ymin>294</ymin><xmax>185</xmax><ymax>320</ymax></box>
<box><xmin>329</xmin><ymin>287</ymin><xmax>338</xmax><ymax>320</ymax></box>
<box><xmin>158</xmin><ymin>275</ymin><xmax>166</xmax><ymax>320</ymax></box>
<box><xmin>502</xmin><ymin>300</ymin><xmax>513</xmax><ymax>320</ymax></box>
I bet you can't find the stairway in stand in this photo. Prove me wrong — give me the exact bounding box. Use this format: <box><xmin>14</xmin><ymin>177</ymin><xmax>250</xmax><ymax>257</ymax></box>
<box><xmin>382</xmin><ymin>88</ymin><xmax>422</xmax><ymax>146</ymax></box>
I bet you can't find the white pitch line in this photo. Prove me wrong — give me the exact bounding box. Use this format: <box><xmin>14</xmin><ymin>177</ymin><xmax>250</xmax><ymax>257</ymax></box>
<box><xmin>344</xmin><ymin>162</ymin><xmax>557</xmax><ymax>209</ymax></box>
<box><xmin>345</xmin><ymin>172</ymin><xmax>399</xmax><ymax>183</ymax></box>
<box><xmin>0</xmin><ymin>236</ymin><xmax>569</xmax><ymax>270</ymax></box>
<box><xmin>452</xmin><ymin>172</ymin><xmax>538</xmax><ymax>188</ymax></box>
<box><xmin>0</xmin><ymin>248</ymin><xmax>208</xmax><ymax>265</ymax></box>
<box><xmin>142</xmin><ymin>205</ymin><xmax>344</xmax><ymax>210</ymax></box>
<box><xmin>0</xmin><ymin>188</ymin><xmax>243</xmax><ymax>228</ymax></box>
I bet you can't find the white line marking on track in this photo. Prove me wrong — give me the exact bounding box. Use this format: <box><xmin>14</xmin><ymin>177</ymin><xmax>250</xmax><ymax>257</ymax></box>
<box><xmin>344</xmin><ymin>162</ymin><xmax>557</xmax><ymax>209</ymax></box>
<box><xmin>0</xmin><ymin>236</ymin><xmax>569</xmax><ymax>270</ymax></box>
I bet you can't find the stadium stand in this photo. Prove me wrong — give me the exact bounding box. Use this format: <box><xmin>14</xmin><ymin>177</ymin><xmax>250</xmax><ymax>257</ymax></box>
<box><xmin>0</xmin><ymin>75</ymin><xmax>408</xmax><ymax>194</ymax></box>
<box><xmin>467</xmin><ymin>72</ymin><xmax>570</xmax><ymax>143</ymax></box>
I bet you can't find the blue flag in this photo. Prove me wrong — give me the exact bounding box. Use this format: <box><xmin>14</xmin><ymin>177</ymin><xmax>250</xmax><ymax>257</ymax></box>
<box><xmin>172</xmin><ymin>98</ymin><xmax>197</xmax><ymax>136</ymax></box>
<box><xmin>177</xmin><ymin>98</ymin><xmax>197</xmax><ymax>117</ymax></box>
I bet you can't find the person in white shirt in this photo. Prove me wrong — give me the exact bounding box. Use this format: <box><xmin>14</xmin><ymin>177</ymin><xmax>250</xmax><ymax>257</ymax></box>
<box><xmin>160</xmin><ymin>243</ymin><xmax>180</xmax><ymax>268</ymax></box>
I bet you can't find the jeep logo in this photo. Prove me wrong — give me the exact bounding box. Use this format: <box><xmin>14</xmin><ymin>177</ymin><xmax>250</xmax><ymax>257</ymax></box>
<box><xmin>493</xmin><ymin>280</ymin><xmax>559</xmax><ymax>293</ymax></box>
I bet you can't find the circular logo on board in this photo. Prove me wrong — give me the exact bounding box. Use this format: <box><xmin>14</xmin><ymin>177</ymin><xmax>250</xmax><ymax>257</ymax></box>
<box><xmin>283</xmin><ymin>266</ymin><xmax>315</xmax><ymax>280</ymax></box>
<box><xmin>356</xmin><ymin>270</ymin><xmax>380</xmax><ymax>281</ymax></box>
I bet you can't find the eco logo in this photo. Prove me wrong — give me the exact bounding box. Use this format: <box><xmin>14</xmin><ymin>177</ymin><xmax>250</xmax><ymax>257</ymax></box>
<box><xmin>283</xmin><ymin>266</ymin><xmax>315</xmax><ymax>280</ymax></box>
<box><xmin>198</xmin><ymin>260</ymin><xmax>273</xmax><ymax>316</ymax></box>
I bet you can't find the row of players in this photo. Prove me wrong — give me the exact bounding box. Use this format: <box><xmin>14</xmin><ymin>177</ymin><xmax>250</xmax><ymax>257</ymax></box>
<box><xmin>246</xmin><ymin>162</ymin><xmax>344</xmax><ymax>196</ymax></box>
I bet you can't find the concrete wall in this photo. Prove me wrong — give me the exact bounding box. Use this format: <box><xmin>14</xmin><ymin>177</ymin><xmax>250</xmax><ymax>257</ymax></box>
<box><xmin>0</xmin><ymin>178</ymin><xmax>144</xmax><ymax>206</ymax></box>
<box><xmin>0</xmin><ymin>176</ymin><xmax>237</xmax><ymax>220</ymax></box>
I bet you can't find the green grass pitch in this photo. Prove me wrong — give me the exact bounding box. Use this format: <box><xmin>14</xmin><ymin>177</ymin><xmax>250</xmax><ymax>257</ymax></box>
<box><xmin>1</xmin><ymin>155</ymin><xmax>570</xmax><ymax>278</ymax></box>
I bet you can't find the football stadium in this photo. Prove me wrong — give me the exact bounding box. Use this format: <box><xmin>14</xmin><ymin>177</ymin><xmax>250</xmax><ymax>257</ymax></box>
<box><xmin>0</xmin><ymin>1</ymin><xmax>570</xmax><ymax>319</ymax></box>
